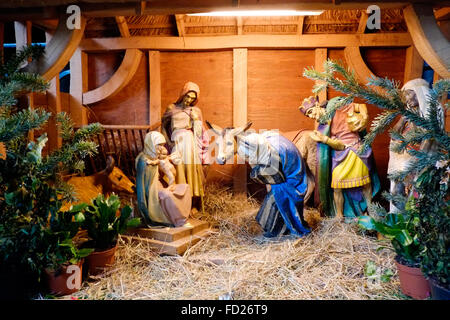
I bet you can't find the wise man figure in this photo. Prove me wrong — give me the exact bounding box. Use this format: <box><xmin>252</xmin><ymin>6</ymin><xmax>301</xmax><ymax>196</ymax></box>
<box><xmin>388</xmin><ymin>78</ymin><xmax>445</xmax><ymax>212</ymax></box>
<box><xmin>299</xmin><ymin>96</ymin><xmax>380</xmax><ymax>220</ymax></box>
<box><xmin>161</xmin><ymin>82</ymin><xmax>210</xmax><ymax>213</ymax></box>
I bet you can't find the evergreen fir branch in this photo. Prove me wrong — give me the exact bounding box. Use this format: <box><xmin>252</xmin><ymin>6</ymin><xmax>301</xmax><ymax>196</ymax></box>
<box><xmin>56</xmin><ymin>112</ymin><xmax>75</xmax><ymax>141</ymax></box>
<box><xmin>359</xmin><ymin>110</ymin><xmax>400</xmax><ymax>154</ymax></box>
<box><xmin>319</xmin><ymin>96</ymin><xmax>353</xmax><ymax>124</ymax></box>
<box><xmin>73</xmin><ymin>123</ymin><xmax>103</xmax><ymax>143</ymax></box>
<box><xmin>367</xmin><ymin>201</ymin><xmax>388</xmax><ymax>219</ymax></box>
<box><xmin>382</xmin><ymin>191</ymin><xmax>407</xmax><ymax>210</ymax></box>
<box><xmin>0</xmin><ymin>108</ymin><xmax>50</xmax><ymax>142</ymax></box>
<box><xmin>0</xmin><ymin>45</ymin><xmax>45</xmax><ymax>83</ymax></box>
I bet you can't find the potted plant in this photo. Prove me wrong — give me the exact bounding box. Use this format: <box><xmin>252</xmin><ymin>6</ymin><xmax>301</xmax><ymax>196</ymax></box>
<box><xmin>82</xmin><ymin>193</ymin><xmax>140</xmax><ymax>275</ymax></box>
<box><xmin>412</xmin><ymin>160</ymin><xmax>449</xmax><ymax>299</ymax></box>
<box><xmin>0</xmin><ymin>46</ymin><xmax>102</xmax><ymax>299</ymax></box>
<box><xmin>358</xmin><ymin>198</ymin><xmax>430</xmax><ymax>299</ymax></box>
<box><xmin>43</xmin><ymin>205</ymin><xmax>94</xmax><ymax>296</ymax></box>
<box><xmin>303</xmin><ymin>60</ymin><xmax>449</xmax><ymax>300</ymax></box>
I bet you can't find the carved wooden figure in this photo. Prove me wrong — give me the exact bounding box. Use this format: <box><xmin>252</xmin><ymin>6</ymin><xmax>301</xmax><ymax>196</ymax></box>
<box><xmin>388</xmin><ymin>78</ymin><xmax>445</xmax><ymax>212</ymax></box>
<box><xmin>298</xmin><ymin>96</ymin><xmax>380</xmax><ymax>220</ymax></box>
<box><xmin>206</xmin><ymin>121</ymin><xmax>313</xmax><ymax>238</ymax></box>
<box><xmin>62</xmin><ymin>156</ymin><xmax>134</xmax><ymax>211</ymax></box>
<box><xmin>135</xmin><ymin>131</ymin><xmax>192</xmax><ymax>228</ymax></box>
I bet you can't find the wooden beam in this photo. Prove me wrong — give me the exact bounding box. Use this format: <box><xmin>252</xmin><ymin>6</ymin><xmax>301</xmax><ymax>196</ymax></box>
<box><xmin>115</xmin><ymin>16</ymin><xmax>131</xmax><ymax>37</ymax></box>
<box><xmin>47</xmin><ymin>76</ymin><xmax>62</xmax><ymax>150</ymax></box>
<box><xmin>14</xmin><ymin>21</ymin><xmax>32</xmax><ymax>58</ymax></box>
<box><xmin>0</xmin><ymin>22</ymin><xmax>3</xmax><ymax>63</ymax></box>
<box><xmin>70</xmin><ymin>48</ymin><xmax>88</xmax><ymax>126</ymax></box>
<box><xmin>344</xmin><ymin>46</ymin><xmax>376</xmax><ymax>84</ymax></box>
<box><xmin>233</xmin><ymin>48</ymin><xmax>248</xmax><ymax>194</ymax></box>
<box><xmin>357</xmin><ymin>10</ymin><xmax>368</xmax><ymax>33</ymax></box>
<box><xmin>136</xmin><ymin>1</ymin><xmax>146</xmax><ymax>15</ymax></box>
<box><xmin>297</xmin><ymin>16</ymin><xmax>304</xmax><ymax>35</ymax></box>
<box><xmin>149</xmin><ymin>50</ymin><xmax>161</xmax><ymax>128</ymax></box>
<box><xmin>434</xmin><ymin>8</ymin><xmax>450</xmax><ymax>21</ymax></box>
<box><xmin>315</xmin><ymin>48</ymin><xmax>328</xmax><ymax>103</ymax></box>
<box><xmin>80</xmin><ymin>33</ymin><xmax>412</xmax><ymax>51</ymax></box>
<box><xmin>24</xmin><ymin>15</ymin><xmax>86</xmax><ymax>81</ymax></box>
<box><xmin>83</xmin><ymin>48</ymin><xmax>143</xmax><ymax>105</ymax></box>
<box><xmin>404</xmin><ymin>4</ymin><xmax>450</xmax><ymax>78</ymax></box>
<box><xmin>175</xmin><ymin>14</ymin><xmax>185</xmax><ymax>37</ymax></box>
<box><xmin>404</xmin><ymin>45</ymin><xmax>424</xmax><ymax>84</ymax></box>
<box><xmin>236</xmin><ymin>17</ymin><xmax>243</xmax><ymax>35</ymax></box>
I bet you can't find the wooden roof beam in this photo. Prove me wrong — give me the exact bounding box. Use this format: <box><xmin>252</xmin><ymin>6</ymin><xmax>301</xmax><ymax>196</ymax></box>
<box><xmin>80</xmin><ymin>33</ymin><xmax>412</xmax><ymax>51</ymax></box>
<box><xmin>23</xmin><ymin>14</ymin><xmax>86</xmax><ymax>81</ymax></box>
<box><xmin>82</xmin><ymin>48</ymin><xmax>143</xmax><ymax>105</ymax></box>
<box><xmin>175</xmin><ymin>14</ymin><xmax>185</xmax><ymax>37</ymax></box>
<box><xmin>404</xmin><ymin>4</ymin><xmax>450</xmax><ymax>78</ymax></box>
<box><xmin>344</xmin><ymin>46</ymin><xmax>376</xmax><ymax>84</ymax></box>
<box><xmin>115</xmin><ymin>16</ymin><xmax>131</xmax><ymax>37</ymax></box>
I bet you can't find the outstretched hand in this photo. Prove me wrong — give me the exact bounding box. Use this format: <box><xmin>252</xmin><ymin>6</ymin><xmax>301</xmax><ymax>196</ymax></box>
<box><xmin>309</xmin><ymin>130</ymin><xmax>326</xmax><ymax>143</ymax></box>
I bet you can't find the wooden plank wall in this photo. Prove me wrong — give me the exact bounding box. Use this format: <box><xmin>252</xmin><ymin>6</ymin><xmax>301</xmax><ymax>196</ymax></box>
<box><xmin>247</xmin><ymin>49</ymin><xmax>316</xmax><ymax>132</ymax></box>
<box><xmin>86</xmin><ymin>52</ymin><xmax>150</xmax><ymax>125</ymax></box>
<box><xmin>160</xmin><ymin>51</ymin><xmax>233</xmax><ymax>128</ymax></box>
<box><xmin>84</xmin><ymin>47</ymin><xmax>410</xmax><ymax>189</ymax></box>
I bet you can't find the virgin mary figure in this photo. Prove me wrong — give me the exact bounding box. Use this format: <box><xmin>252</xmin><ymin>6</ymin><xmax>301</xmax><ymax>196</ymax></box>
<box><xmin>135</xmin><ymin>131</ymin><xmax>192</xmax><ymax>227</ymax></box>
<box><xmin>161</xmin><ymin>82</ymin><xmax>209</xmax><ymax>211</ymax></box>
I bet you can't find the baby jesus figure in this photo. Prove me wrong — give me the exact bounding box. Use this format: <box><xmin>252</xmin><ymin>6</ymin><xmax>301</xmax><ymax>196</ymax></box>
<box><xmin>156</xmin><ymin>147</ymin><xmax>181</xmax><ymax>188</ymax></box>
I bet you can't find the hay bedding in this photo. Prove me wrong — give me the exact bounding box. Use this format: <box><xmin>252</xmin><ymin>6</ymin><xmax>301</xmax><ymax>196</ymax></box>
<box><xmin>72</xmin><ymin>184</ymin><xmax>402</xmax><ymax>300</ymax></box>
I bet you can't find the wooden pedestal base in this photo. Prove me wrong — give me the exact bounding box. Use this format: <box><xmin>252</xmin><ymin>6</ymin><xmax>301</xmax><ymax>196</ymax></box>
<box><xmin>122</xmin><ymin>219</ymin><xmax>214</xmax><ymax>255</ymax></box>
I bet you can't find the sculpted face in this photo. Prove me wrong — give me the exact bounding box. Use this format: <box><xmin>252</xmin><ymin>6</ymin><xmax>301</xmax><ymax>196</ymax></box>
<box><xmin>404</xmin><ymin>89</ymin><xmax>419</xmax><ymax>111</ymax></box>
<box><xmin>305</xmin><ymin>106</ymin><xmax>325</xmax><ymax>121</ymax></box>
<box><xmin>182</xmin><ymin>91</ymin><xmax>197</xmax><ymax>106</ymax></box>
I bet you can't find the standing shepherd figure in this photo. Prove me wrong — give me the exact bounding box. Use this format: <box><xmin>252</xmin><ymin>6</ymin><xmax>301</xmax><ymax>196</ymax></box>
<box><xmin>207</xmin><ymin>121</ymin><xmax>313</xmax><ymax>238</ymax></box>
<box><xmin>162</xmin><ymin>82</ymin><xmax>210</xmax><ymax>212</ymax></box>
<box><xmin>299</xmin><ymin>96</ymin><xmax>380</xmax><ymax>220</ymax></box>
<box><xmin>388</xmin><ymin>78</ymin><xmax>445</xmax><ymax>212</ymax></box>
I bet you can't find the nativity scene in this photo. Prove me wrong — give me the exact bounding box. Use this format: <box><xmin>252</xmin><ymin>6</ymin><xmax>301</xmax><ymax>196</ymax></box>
<box><xmin>0</xmin><ymin>0</ymin><xmax>448</xmax><ymax>302</ymax></box>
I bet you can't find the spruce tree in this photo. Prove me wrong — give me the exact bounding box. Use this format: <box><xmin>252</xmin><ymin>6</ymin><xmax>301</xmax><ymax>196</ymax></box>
<box><xmin>0</xmin><ymin>46</ymin><xmax>102</xmax><ymax>289</ymax></box>
<box><xmin>304</xmin><ymin>60</ymin><xmax>449</xmax><ymax>286</ymax></box>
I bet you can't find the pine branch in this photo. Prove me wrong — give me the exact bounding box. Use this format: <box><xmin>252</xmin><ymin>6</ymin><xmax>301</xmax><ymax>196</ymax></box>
<box><xmin>0</xmin><ymin>108</ymin><xmax>50</xmax><ymax>142</ymax></box>
<box><xmin>359</xmin><ymin>110</ymin><xmax>400</xmax><ymax>154</ymax></box>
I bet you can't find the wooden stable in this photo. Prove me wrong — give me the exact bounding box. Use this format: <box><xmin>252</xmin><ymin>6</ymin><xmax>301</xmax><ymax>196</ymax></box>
<box><xmin>0</xmin><ymin>0</ymin><xmax>448</xmax><ymax>235</ymax></box>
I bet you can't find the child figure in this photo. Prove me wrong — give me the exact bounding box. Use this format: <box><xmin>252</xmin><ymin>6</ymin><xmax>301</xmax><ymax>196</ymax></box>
<box><xmin>157</xmin><ymin>147</ymin><xmax>181</xmax><ymax>188</ymax></box>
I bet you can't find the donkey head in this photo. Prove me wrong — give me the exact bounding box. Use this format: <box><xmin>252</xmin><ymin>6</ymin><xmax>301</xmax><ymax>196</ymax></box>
<box><xmin>206</xmin><ymin>121</ymin><xmax>252</xmax><ymax>165</ymax></box>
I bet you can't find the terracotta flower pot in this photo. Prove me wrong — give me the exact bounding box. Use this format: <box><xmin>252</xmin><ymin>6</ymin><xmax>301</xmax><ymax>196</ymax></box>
<box><xmin>429</xmin><ymin>277</ymin><xmax>450</xmax><ymax>300</ymax></box>
<box><xmin>45</xmin><ymin>260</ymin><xmax>84</xmax><ymax>296</ymax></box>
<box><xmin>86</xmin><ymin>245</ymin><xmax>117</xmax><ymax>275</ymax></box>
<box><xmin>395</xmin><ymin>260</ymin><xmax>430</xmax><ymax>300</ymax></box>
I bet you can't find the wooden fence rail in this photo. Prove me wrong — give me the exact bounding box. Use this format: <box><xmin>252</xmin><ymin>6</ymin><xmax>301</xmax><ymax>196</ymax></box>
<box><xmin>78</xmin><ymin>122</ymin><xmax>161</xmax><ymax>181</ymax></box>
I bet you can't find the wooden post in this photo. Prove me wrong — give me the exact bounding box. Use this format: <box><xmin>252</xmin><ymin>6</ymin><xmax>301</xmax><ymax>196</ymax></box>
<box><xmin>236</xmin><ymin>17</ymin><xmax>243</xmax><ymax>35</ymax></box>
<box><xmin>0</xmin><ymin>22</ymin><xmax>4</xmax><ymax>63</ymax></box>
<box><xmin>233</xmin><ymin>48</ymin><xmax>248</xmax><ymax>194</ymax></box>
<box><xmin>175</xmin><ymin>14</ymin><xmax>185</xmax><ymax>37</ymax></box>
<box><xmin>47</xmin><ymin>77</ymin><xmax>62</xmax><ymax>150</ymax></box>
<box><xmin>148</xmin><ymin>50</ymin><xmax>161</xmax><ymax>128</ymax></box>
<box><xmin>315</xmin><ymin>48</ymin><xmax>328</xmax><ymax>103</ymax></box>
<box><xmin>69</xmin><ymin>49</ymin><xmax>88</xmax><ymax>126</ymax></box>
<box><xmin>15</xmin><ymin>21</ymin><xmax>34</xmax><ymax>140</ymax></box>
<box><xmin>297</xmin><ymin>16</ymin><xmax>304</xmax><ymax>35</ymax></box>
<box><xmin>404</xmin><ymin>45</ymin><xmax>424</xmax><ymax>84</ymax></box>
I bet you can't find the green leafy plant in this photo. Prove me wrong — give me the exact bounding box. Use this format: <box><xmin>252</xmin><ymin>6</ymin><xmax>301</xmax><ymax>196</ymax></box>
<box><xmin>303</xmin><ymin>59</ymin><xmax>449</xmax><ymax>287</ymax></box>
<box><xmin>44</xmin><ymin>204</ymin><xmax>94</xmax><ymax>273</ymax></box>
<box><xmin>82</xmin><ymin>194</ymin><xmax>140</xmax><ymax>251</ymax></box>
<box><xmin>0</xmin><ymin>46</ymin><xmax>102</xmax><ymax>290</ymax></box>
<box><xmin>358</xmin><ymin>198</ymin><xmax>423</xmax><ymax>266</ymax></box>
